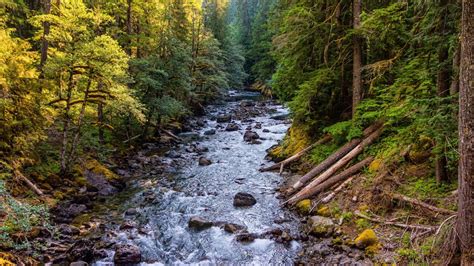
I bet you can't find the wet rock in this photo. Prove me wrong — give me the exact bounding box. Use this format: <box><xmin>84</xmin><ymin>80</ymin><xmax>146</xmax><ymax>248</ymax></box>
<box><xmin>70</xmin><ymin>261</ymin><xmax>88</xmax><ymax>266</ymax></box>
<box><xmin>225</xmin><ymin>123</ymin><xmax>239</xmax><ymax>131</ymax></box>
<box><xmin>188</xmin><ymin>216</ymin><xmax>213</xmax><ymax>231</ymax></box>
<box><xmin>216</xmin><ymin>114</ymin><xmax>232</xmax><ymax>123</ymax></box>
<box><xmin>125</xmin><ymin>208</ymin><xmax>138</xmax><ymax>216</ymax></box>
<box><xmin>194</xmin><ymin>145</ymin><xmax>209</xmax><ymax>153</ymax></box>
<box><xmin>223</xmin><ymin>223</ymin><xmax>247</xmax><ymax>234</ymax></box>
<box><xmin>198</xmin><ymin>157</ymin><xmax>212</xmax><ymax>166</ymax></box>
<box><xmin>53</xmin><ymin>203</ymin><xmax>87</xmax><ymax>223</ymax></box>
<box><xmin>250</xmin><ymin>139</ymin><xmax>262</xmax><ymax>145</ymax></box>
<box><xmin>114</xmin><ymin>244</ymin><xmax>141</xmax><ymax>265</ymax></box>
<box><xmin>93</xmin><ymin>249</ymin><xmax>108</xmax><ymax>260</ymax></box>
<box><xmin>262</xmin><ymin>129</ymin><xmax>270</xmax><ymax>133</ymax></box>
<box><xmin>306</xmin><ymin>216</ymin><xmax>335</xmax><ymax>236</ymax></box>
<box><xmin>233</xmin><ymin>192</ymin><xmax>257</xmax><ymax>207</ymax></box>
<box><xmin>58</xmin><ymin>224</ymin><xmax>80</xmax><ymax>236</ymax></box>
<box><xmin>254</xmin><ymin>123</ymin><xmax>262</xmax><ymax>129</ymax></box>
<box><xmin>204</xmin><ymin>129</ymin><xmax>216</xmax><ymax>135</ymax></box>
<box><xmin>243</xmin><ymin>131</ymin><xmax>260</xmax><ymax>142</ymax></box>
<box><xmin>119</xmin><ymin>220</ymin><xmax>136</xmax><ymax>230</ymax></box>
<box><xmin>240</xmin><ymin>100</ymin><xmax>255</xmax><ymax>107</ymax></box>
<box><xmin>236</xmin><ymin>233</ymin><xmax>258</xmax><ymax>242</ymax></box>
<box><xmin>165</xmin><ymin>150</ymin><xmax>181</xmax><ymax>159</ymax></box>
<box><xmin>270</xmin><ymin>113</ymin><xmax>289</xmax><ymax>121</ymax></box>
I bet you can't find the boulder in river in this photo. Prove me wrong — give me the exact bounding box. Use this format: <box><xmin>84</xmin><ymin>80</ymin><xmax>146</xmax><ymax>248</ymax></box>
<box><xmin>198</xmin><ymin>157</ymin><xmax>212</xmax><ymax>166</ymax></box>
<box><xmin>114</xmin><ymin>244</ymin><xmax>141</xmax><ymax>264</ymax></box>
<box><xmin>188</xmin><ymin>216</ymin><xmax>213</xmax><ymax>231</ymax></box>
<box><xmin>216</xmin><ymin>114</ymin><xmax>232</xmax><ymax>123</ymax></box>
<box><xmin>223</xmin><ymin>223</ymin><xmax>247</xmax><ymax>234</ymax></box>
<box><xmin>236</xmin><ymin>233</ymin><xmax>258</xmax><ymax>242</ymax></box>
<box><xmin>204</xmin><ymin>129</ymin><xmax>216</xmax><ymax>135</ymax></box>
<box><xmin>243</xmin><ymin>131</ymin><xmax>259</xmax><ymax>142</ymax></box>
<box><xmin>240</xmin><ymin>100</ymin><xmax>255</xmax><ymax>107</ymax></box>
<box><xmin>233</xmin><ymin>192</ymin><xmax>257</xmax><ymax>207</ymax></box>
<box><xmin>225</xmin><ymin>123</ymin><xmax>239</xmax><ymax>131</ymax></box>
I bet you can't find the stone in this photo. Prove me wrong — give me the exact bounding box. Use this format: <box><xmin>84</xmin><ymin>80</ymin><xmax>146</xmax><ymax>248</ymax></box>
<box><xmin>223</xmin><ymin>223</ymin><xmax>247</xmax><ymax>234</ymax></box>
<box><xmin>58</xmin><ymin>224</ymin><xmax>80</xmax><ymax>236</ymax></box>
<box><xmin>216</xmin><ymin>115</ymin><xmax>232</xmax><ymax>123</ymax></box>
<box><xmin>262</xmin><ymin>129</ymin><xmax>270</xmax><ymax>133</ymax></box>
<box><xmin>254</xmin><ymin>123</ymin><xmax>262</xmax><ymax>129</ymax></box>
<box><xmin>125</xmin><ymin>208</ymin><xmax>138</xmax><ymax>216</ymax></box>
<box><xmin>114</xmin><ymin>244</ymin><xmax>141</xmax><ymax>264</ymax></box>
<box><xmin>354</xmin><ymin>229</ymin><xmax>378</xmax><ymax>249</ymax></box>
<box><xmin>233</xmin><ymin>192</ymin><xmax>257</xmax><ymax>207</ymax></box>
<box><xmin>204</xmin><ymin>129</ymin><xmax>216</xmax><ymax>135</ymax></box>
<box><xmin>240</xmin><ymin>100</ymin><xmax>255</xmax><ymax>107</ymax></box>
<box><xmin>70</xmin><ymin>261</ymin><xmax>88</xmax><ymax>266</ymax></box>
<box><xmin>235</xmin><ymin>233</ymin><xmax>258</xmax><ymax>242</ymax></box>
<box><xmin>243</xmin><ymin>131</ymin><xmax>260</xmax><ymax>142</ymax></box>
<box><xmin>198</xmin><ymin>157</ymin><xmax>212</xmax><ymax>166</ymax></box>
<box><xmin>225</xmin><ymin>123</ymin><xmax>239</xmax><ymax>131</ymax></box>
<box><xmin>188</xmin><ymin>216</ymin><xmax>213</xmax><ymax>231</ymax></box>
<box><xmin>306</xmin><ymin>216</ymin><xmax>335</xmax><ymax>236</ymax></box>
<box><xmin>119</xmin><ymin>220</ymin><xmax>136</xmax><ymax>230</ymax></box>
<box><xmin>296</xmin><ymin>199</ymin><xmax>312</xmax><ymax>215</ymax></box>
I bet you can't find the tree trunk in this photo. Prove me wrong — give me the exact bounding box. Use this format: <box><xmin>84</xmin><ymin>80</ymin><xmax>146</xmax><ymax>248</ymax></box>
<box><xmin>457</xmin><ymin>0</ymin><xmax>474</xmax><ymax>264</ymax></box>
<box><xmin>435</xmin><ymin>0</ymin><xmax>450</xmax><ymax>183</ymax></box>
<box><xmin>39</xmin><ymin>0</ymin><xmax>51</xmax><ymax>72</ymax></box>
<box><xmin>126</xmin><ymin>0</ymin><xmax>133</xmax><ymax>56</ymax></box>
<box><xmin>60</xmin><ymin>73</ymin><xmax>74</xmax><ymax>175</ymax></box>
<box><xmin>98</xmin><ymin>102</ymin><xmax>104</xmax><ymax>145</ymax></box>
<box><xmin>352</xmin><ymin>0</ymin><xmax>362</xmax><ymax>117</ymax></box>
<box><xmin>290</xmin><ymin>156</ymin><xmax>373</xmax><ymax>204</ymax></box>
<box><xmin>288</xmin><ymin>127</ymin><xmax>383</xmax><ymax>204</ymax></box>
<box><xmin>289</xmin><ymin>122</ymin><xmax>381</xmax><ymax>194</ymax></box>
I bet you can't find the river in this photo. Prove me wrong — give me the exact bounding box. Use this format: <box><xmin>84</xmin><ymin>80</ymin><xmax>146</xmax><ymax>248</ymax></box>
<box><xmin>93</xmin><ymin>91</ymin><xmax>301</xmax><ymax>265</ymax></box>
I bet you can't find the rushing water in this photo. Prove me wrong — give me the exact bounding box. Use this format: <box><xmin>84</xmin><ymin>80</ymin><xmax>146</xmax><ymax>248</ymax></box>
<box><xmin>94</xmin><ymin>91</ymin><xmax>301</xmax><ymax>265</ymax></box>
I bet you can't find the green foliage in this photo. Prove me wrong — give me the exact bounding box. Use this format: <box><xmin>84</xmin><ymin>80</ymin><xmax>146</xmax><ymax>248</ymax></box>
<box><xmin>0</xmin><ymin>180</ymin><xmax>50</xmax><ymax>250</ymax></box>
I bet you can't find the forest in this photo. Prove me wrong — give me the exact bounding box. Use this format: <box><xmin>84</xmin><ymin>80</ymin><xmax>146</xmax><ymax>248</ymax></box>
<box><xmin>0</xmin><ymin>0</ymin><xmax>473</xmax><ymax>265</ymax></box>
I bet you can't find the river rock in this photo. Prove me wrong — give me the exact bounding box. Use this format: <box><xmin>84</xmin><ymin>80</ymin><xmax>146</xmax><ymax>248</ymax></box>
<box><xmin>216</xmin><ymin>114</ymin><xmax>232</xmax><ymax>123</ymax></box>
<box><xmin>119</xmin><ymin>220</ymin><xmax>136</xmax><ymax>230</ymax></box>
<box><xmin>233</xmin><ymin>192</ymin><xmax>257</xmax><ymax>207</ymax></box>
<box><xmin>243</xmin><ymin>131</ymin><xmax>259</xmax><ymax>142</ymax></box>
<box><xmin>125</xmin><ymin>208</ymin><xmax>138</xmax><ymax>216</ymax></box>
<box><xmin>53</xmin><ymin>203</ymin><xmax>87</xmax><ymax>223</ymax></box>
<box><xmin>225</xmin><ymin>123</ymin><xmax>239</xmax><ymax>131</ymax></box>
<box><xmin>85</xmin><ymin>170</ymin><xmax>118</xmax><ymax>196</ymax></box>
<box><xmin>223</xmin><ymin>223</ymin><xmax>247</xmax><ymax>234</ymax></box>
<box><xmin>194</xmin><ymin>145</ymin><xmax>209</xmax><ymax>153</ymax></box>
<box><xmin>254</xmin><ymin>123</ymin><xmax>262</xmax><ymax>129</ymax></box>
<box><xmin>58</xmin><ymin>224</ymin><xmax>80</xmax><ymax>236</ymax></box>
<box><xmin>114</xmin><ymin>244</ymin><xmax>141</xmax><ymax>264</ymax></box>
<box><xmin>70</xmin><ymin>261</ymin><xmax>88</xmax><ymax>266</ymax></box>
<box><xmin>262</xmin><ymin>129</ymin><xmax>270</xmax><ymax>133</ymax></box>
<box><xmin>240</xmin><ymin>100</ymin><xmax>255</xmax><ymax>107</ymax></box>
<box><xmin>198</xmin><ymin>157</ymin><xmax>212</xmax><ymax>166</ymax></box>
<box><xmin>306</xmin><ymin>216</ymin><xmax>335</xmax><ymax>236</ymax></box>
<box><xmin>236</xmin><ymin>233</ymin><xmax>258</xmax><ymax>242</ymax></box>
<box><xmin>204</xmin><ymin>129</ymin><xmax>216</xmax><ymax>135</ymax></box>
<box><xmin>188</xmin><ymin>216</ymin><xmax>213</xmax><ymax>230</ymax></box>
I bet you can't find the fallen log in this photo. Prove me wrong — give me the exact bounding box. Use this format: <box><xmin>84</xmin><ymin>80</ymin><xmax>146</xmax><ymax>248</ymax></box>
<box><xmin>288</xmin><ymin>156</ymin><xmax>373</xmax><ymax>204</ymax></box>
<box><xmin>288</xmin><ymin>126</ymin><xmax>384</xmax><ymax>204</ymax></box>
<box><xmin>288</xmin><ymin>122</ymin><xmax>382</xmax><ymax>194</ymax></box>
<box><xmin>355</xmin><ymin>211</ymin><xmax>436</xmax><ymax>232</ymax></box>
<box><xmin>259</xmin><ymin>135</ymin><xmax>332</xmax><ymax>173</ymax></box>
<box><xmin>162</xmin><ymin>129</ymin><xmax>182</xmax><ymax>142</ymax></box>
<box><xmin>13</xmin><ymin>168</ymin><xmax>44</xmax><ymax>196</ymax></box>
<box><xmin>392</xmin><ymin>193</ymin><xmax>456</xmax><ymax>215</ymax></box>
<box><xmin>321</xmin><ymin>174</ymin><xmax>359</xmax><ymax>203</ymax></box>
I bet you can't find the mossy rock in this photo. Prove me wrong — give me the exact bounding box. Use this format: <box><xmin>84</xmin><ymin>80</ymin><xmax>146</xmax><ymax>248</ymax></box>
<box><xmin>84</xmin><ymin>159</ymin><xmax>118</xmax><ymax>181</ymax></box>
<box><xmin>306</xmin><ymin>215</ymin><xmax>335</xmax><ymax>236</ymax></box>
<box><xmin>355</xmin><ymin>229</ymin><xmax>378</xmax><ymax>249</ymax></box>
<box><xmin>0</xmin><ymin>253</ymin><xmax>16</xmax><ymax>266</ymax></box>
<box><xmin>296</xmin><ymin>199</ymin><xmax>312</xmax><ymax>215</ymax></box>
<box><xmin>53</xmin><ymin>191</ymin><xmax>65</xmax><ymax>200</ymax></box>
<box><xmin>368</xmin><ymin>159</ymin><xmax>383</xmax><ymax>173</ymax></box>
<box><xmin>317</xmin><ymin>206</ymin><xmax>331</xmax><ymax>217</ymax></box>
<box><xmin>365</xmin><ymin>243</ymin><xmax>381</xmax><ymax>256</ymax></box>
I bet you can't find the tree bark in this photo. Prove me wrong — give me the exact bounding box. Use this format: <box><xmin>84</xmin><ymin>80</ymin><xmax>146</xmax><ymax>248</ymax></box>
<box><xmin>290</xmin><ymin>156</ymin><xmax>373</xmax><ymax>204</ymax></box>
<box><xmin>288</xmin><ymin>127</ymin><xmax>383</xmax><ymax>204</ymax></box>
<box><xmin>39</xmin><ymin>0</ymin><xmax>51</xmax><ymax>72</ymax></box>
<box><xmin>288</xmin><ymin>122</ymin><xmax>382</xmax><ymax>194</ymax></box>
<box><xmin>321</xmin><ymin>174</ymin><xmax>358</xmax><ymax>204</ymax></box>
<box><xmin>126</xmin><ymin>0</ymin><xmax>133</xmax><ymax>56</ymax></box>
<box><xmin>450</xmin><ymin>43</ymin><xmax>461</xmax><ymax>96</ymax></box>
<box><xmin>457</xmin><ymin>1</ymin><xmax>474</xmax><ymax>264</ymax></box>
<box><xmin>352</xmin><ymin>0</ymin><xmax>362</xmax><ymax>117</ymax></box>
<box><xmin>392</xmin><ymin>193</ymin><xmax>455</xmax><ymax>215</ymax></box>
<box><xmin>98</xmin><ymin>102</ymin><xmax>104</xmax><ymax>145</ymax></box>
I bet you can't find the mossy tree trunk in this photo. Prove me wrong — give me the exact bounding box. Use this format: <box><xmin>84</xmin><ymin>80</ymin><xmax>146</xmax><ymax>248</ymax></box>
<box><xmin>352</xmin><ymin>0</ymin><xmax>362</xmax><ymax>117</ymax></box>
